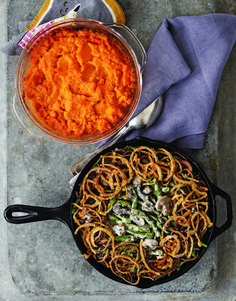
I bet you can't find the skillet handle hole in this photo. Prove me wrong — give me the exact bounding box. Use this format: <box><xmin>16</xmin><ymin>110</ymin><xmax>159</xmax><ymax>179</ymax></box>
<box><xmin>210</xmin><ymin>183</ymin><xmax>232</xmax><ymax>241</ymax></box>
<box><xmin>215</xmin><ymin>195</ymin><xmax>227</xmax><ymax>228</ymax></box>
<box><xmin>11</xmin><ymin>212</ymin><xmax>30</xmax><ymax>217</ymax></box>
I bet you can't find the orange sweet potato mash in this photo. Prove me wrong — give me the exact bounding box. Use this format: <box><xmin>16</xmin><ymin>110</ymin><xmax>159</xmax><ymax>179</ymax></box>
<box><xmin>23</xmin><ymin>27</ymin><xmax>137</xmax><ymax>138</ymax></box>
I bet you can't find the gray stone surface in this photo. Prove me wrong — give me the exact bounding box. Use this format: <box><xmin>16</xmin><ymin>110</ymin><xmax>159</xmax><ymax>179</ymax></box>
<box><xmin>0</xmin><ymin>0</ymin><xmax>235</xmax><ymax>300</ymax></box>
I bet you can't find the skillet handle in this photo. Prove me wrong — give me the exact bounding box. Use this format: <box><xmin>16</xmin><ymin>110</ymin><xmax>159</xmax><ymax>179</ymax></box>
<box><xmin>210</xmin><ymin>183</ymin><xmax>233</xmax><ymax>241</ymax></box>
<box><xmin>4</xmin><ymin>201</ymin><xmax>71</xmax><ymax>227</ymax></box>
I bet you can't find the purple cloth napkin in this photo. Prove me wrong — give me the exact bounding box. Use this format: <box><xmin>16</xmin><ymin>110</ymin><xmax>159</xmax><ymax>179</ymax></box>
<box><xmin>102</xmin><ymin>13</ymin><xmax>236</xmax><ymax>150</ymax></box>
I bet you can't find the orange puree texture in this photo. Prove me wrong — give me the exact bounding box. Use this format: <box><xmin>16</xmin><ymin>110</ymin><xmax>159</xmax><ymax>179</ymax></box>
<box><xmin>23</xmin><ymin>28</ymin><xmax>137</xmax><ymax>138</ymax></box>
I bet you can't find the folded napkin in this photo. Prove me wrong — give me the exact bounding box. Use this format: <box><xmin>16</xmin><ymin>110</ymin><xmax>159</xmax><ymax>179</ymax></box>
<box><xmin>0</xmin><ymin>0</ymin><xmax>125</xmax><ymax>56</ymax></box>
<box><xmin>112</xmin><ymin>13</ymin><xmax>236</xmax><ymax>150</ymax></box>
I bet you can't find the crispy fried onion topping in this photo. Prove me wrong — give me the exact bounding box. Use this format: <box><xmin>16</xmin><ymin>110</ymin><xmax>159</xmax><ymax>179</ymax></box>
<box><xmin>73</xmin><ymin>146</ymin><xmax>213</xmax><ymax>285</ymax></box>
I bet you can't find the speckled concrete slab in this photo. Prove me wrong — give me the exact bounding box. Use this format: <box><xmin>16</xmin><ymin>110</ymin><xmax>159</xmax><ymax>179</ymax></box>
<box><xmin>2</xmin><ymin>0</ymin><xmax>236</xmax><ymax>300</ymax></box>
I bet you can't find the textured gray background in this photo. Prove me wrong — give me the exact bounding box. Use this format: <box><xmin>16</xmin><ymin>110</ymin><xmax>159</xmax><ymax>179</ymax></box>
<box><xmin>0</xmin><ymin>0</ymin><xmax>235</xmax><ymax>300</ymax></box>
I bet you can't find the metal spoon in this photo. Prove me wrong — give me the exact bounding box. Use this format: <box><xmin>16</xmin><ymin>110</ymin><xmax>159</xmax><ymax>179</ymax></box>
<box><xmin>69</xmin><ymin>95</ymin><xmax>164</xmax><ymax>186</ymax></box>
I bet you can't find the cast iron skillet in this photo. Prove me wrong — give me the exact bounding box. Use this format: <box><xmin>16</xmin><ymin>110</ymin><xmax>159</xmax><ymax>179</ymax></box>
<box><xmin>4</xmin><ymin>137</ymin><xmax>233</xmax><ymax>288</ymax></box>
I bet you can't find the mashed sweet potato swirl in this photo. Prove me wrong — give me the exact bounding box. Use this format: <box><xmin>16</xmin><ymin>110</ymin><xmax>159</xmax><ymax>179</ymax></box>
<box><xmin>73</xmin><ymin>146</ymin><xmax>213</xmax><ymax>285</ymax></box>
<box><xmin>23</xmin><ymin>28</ymin><xmax>137</xmax><ymax>137</ymax></box>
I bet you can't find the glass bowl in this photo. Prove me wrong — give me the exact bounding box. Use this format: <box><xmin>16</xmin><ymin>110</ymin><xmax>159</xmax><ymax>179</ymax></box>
<box><xmin>12</xmin><ymin>19</ymin><xmax>146</xmax><ymax>144</ymax></box>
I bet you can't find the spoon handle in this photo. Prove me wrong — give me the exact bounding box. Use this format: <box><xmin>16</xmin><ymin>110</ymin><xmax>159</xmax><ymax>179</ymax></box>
<box><xmin>70</xmin><ymin>124</ymin><xmax>130</xmax><ymax>175</ymax></box>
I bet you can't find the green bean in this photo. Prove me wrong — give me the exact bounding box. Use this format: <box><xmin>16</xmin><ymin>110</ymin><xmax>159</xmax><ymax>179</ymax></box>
<box><xmin>117</xmin><ymin>199</ymin><xmax>131</xmax><ymax>207</ymax></box>
<box><xmin>126</xmin><ymin>229</ymin><xmax>153</xmax><ymax>239</ymax></box>
<box><xmin>148</xmin><ymin>213</ymin><xmax>158</xmax><ymax>221</ymax></box>
<box><xmin>162</xmin><ymin>186</ymin><xmax>170</xmax><ymax>193</ymax></box>
<box><xmin>115</xmin><ymin>214</ymin><xmax>131</xmax><ymax>224</ymax></box>
<box><xmin>191</xmin><ymin>249</ymin><xmax>196</xmax><ymax>257</ymax></box>
<box><xmin>154</xmin><ymin>209</ymin><xmax>161</xmax><ymax>217</ymax></box>
<box><xmin>92</xmin><ymin>156</ymin><xmax>102</xmax><ymax>167</ymax></box>
<box><xmin>155</xmin><ymin>274</ymin><xmax>166</xmax><ymax>280</ymax></box>
<box><xmin>126</xmin><ymin>146</ymin><xmax>137</xmax><ymax>150</ymax></box>
<box><xmin>131</xmin><ymin>209</ymin><xmax>161</xmax><ymax>238</ymax></box>
<box><xmin>115</xmin><ymin>235</ymin><xmax>135</xmax><ymax>242</ymax></box>
<box><xmin>109</xmin><ymin>214</ymin><xmax>118</xmax><ymax>222</ymax></box>
<box><xmin>156</xmin><ymin>220</ymin><xmax>169</xmax><ymax>234</ymax></box>
<box><xmin>177</xmin><ymin>261</ymin><xmax>186</xmax><ymax>271</ymax></box>
<box><xmin>127</xmin><ymin>224</ymin><xmax>151</xmax><ymax>233</ymax></box>
<box><xmin>107</xmin><ymin>198</ymin><xmax>116</xmax><ymax>211</ymax></box>
<box><xmin>109</xmin><ymin>214</ymin><xmax>131</xmax><ymax>224</ymax></box>
<box><xmin>142</xmin><ymin>180</ymin><xmax>156</xmax><ymax>186</ymax></box>
<box><xmin>154</xmin><ymin>182</ymin><xmax>162</xmax><ymax>197</ymax></box>
<box><xmin>137</xmin><ymin>200</ymin><xmax>144</xmax><ymax>206</ymax></box>
<box><xmin>131</xmin><ymin>192</ymin><xmax>138</xmax><ymax>209</ymax></box>
<box><xmin>156</xmin><ymin>220</ymin><xmax>163</xmax><ymax>230</ymax></box>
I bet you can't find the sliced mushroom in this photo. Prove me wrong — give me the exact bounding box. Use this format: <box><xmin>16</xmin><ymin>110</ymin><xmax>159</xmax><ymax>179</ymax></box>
<box><xmin>142</xmin><ymin>238</ymin><xmax>158</xmax><ymax>250</ymax></box>
<box><xmin>155</xmin><ymin>195</ymin><xmax>173</xmax><ymax>216</ymax></box>
<box><xmin>137</xmin><ymin>186</ymin><xmax>149</xmax><ymax>202</ymax></box>
<box><xmin>126</xmin><ymin>187</ymin><xmax>135</xmax><ymax>199</ymax></box>
<box><xmin>125</xmin><ymin>206</ymin><xmax>131</xmax><ymax>215</ymax></box>
<box><xmin>132</xmin><ymin>175</ymin><xmax>142</xmax><ymax>186</ymax></box>
<box><xmin>142</xmin><ymin>200</ymin><xmax>155</xmax><ymax>212</ymax></box>
<box><xmin>113</xmin><ymin>202</ymin><xmax>130</xmax><ymax>215</ymax></box>
<box><xmin>142</xmin><ymin>185</ymin><xmax>153</xmax><ymax>194</ymax></box>
<box><xmin>155</xmin><ymin>195</ymin><xmax>171</xmax><ymax>210</ymax></box>
<box><xmin>112</xmin><ymin>224</ymin><xmax>126</xmax><ymax>236</ymax></box>
<box><xmin>162</xmin><ymin>204</ymin><xmax>171</xmax><ymax>216</ymax></box>
<box><xmin>82</xmin><ymin>214</ymin><xmax>91</xmax><ymax>224</ymax></box>
<box><xmin>158</xmin><ymin>216</ymin><xmax>167</xmax><ymax>225</ymax></box>
<box><xmin>131</xmin><ymin>214</ymin><xmax>145</xmax><ymax>226</ymax></box>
